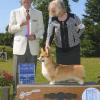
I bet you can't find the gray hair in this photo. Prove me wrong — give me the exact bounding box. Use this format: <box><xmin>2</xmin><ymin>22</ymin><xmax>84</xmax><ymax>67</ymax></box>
<box><xmin>20</xmin><ymin>0</ymin><xmax>32</xmax><ymax>5</ymax></box>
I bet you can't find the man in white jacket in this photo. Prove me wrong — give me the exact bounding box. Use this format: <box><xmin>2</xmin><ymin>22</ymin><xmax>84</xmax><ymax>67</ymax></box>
<box><xmin>9</xmin><ymin>0</ymin><xmax>44</xmax><ymax>96</ymax></box>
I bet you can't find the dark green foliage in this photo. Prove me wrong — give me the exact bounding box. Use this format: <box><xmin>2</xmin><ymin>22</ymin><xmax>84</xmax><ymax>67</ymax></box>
<box><xmin>82</xmin><ymin>0</ymin><xmax>100</xmax><ymax>56</ymax></box>
<box><xmin>84</xmin><ymin>0</ymin><xmax>100</xmax><ymax>23</ymax></box>
<box><xmin>0</xmin><ymin>33</ymin><xmax>13</xmax><ymax>47</ymax></box>
<box><xmin>63</xmin><ymin>0</ymin><xmax>71</xmax><ymax>13</ymax></box>
<box><xmin>0</xmin><ymin>33</ymin><xmax>13</xmax><ymax>58</ymax></box>
<box><xmin>0</xmin><ymin>45</ymin><xmax>13</xmax><ymax>59</ymax></box>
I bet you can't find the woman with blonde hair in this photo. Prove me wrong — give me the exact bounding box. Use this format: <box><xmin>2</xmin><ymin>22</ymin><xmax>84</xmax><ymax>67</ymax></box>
<box><xmin>46</xmin><ymin>0</ymin><xmax>85</xmax><ymax>65</ymax></box>
<box><xmin>48</xmin><ymin>0</ymin><xmax>57</xmax><ymax>17</ymax></box>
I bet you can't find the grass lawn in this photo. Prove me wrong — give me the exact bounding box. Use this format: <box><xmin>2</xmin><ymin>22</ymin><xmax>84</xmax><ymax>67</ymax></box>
<box><xmin>81</xmin><ymin>57</ymin><xmax>100</xmax><ymax>82</ymax></box>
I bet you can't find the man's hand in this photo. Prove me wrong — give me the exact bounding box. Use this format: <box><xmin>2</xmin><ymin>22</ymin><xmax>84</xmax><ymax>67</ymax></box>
<box><xmin>28</xmin><ymin>34</ymin><xmax>36</xmax><ymax>41</ymax></box>
<box><xmin>20</xmin><ymin>21</ymin><xmax>27</xmax><ymax>27</ymax></box>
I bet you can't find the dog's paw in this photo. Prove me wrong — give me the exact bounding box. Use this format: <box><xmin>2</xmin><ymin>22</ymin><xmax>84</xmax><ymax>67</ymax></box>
<box><xmin>78</xmin><ymin>81</ymin><xmax>84</xmax><ymax>85</ymax></box>
<box><xmin>49</xmin><ymin>81</ymin><xmax>55</xmax><ymax>85</ymax></box>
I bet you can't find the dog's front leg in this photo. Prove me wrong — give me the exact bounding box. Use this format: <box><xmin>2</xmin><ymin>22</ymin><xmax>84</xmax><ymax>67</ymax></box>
<box><xmin>49</xmin><ymin>81</ymin><xmax>56</xmax><ymax>85</ymax></box>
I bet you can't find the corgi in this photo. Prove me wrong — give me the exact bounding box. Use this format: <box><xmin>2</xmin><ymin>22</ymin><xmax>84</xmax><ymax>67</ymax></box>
<box><xmin>38</xmin><ymin>48</ymin><xmax>85</xmax><ymax>85</ymax></box>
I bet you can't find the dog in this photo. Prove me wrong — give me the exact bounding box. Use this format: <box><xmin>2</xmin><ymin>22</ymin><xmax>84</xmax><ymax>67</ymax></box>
<box><xmin>38</xmin><ymin>48</ymin><xmax>85</xmax><ymax>85</ymax></box>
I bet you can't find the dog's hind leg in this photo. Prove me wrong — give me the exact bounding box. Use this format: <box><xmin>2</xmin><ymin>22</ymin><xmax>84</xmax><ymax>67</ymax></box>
<box><xmin>74</xmin><ymin>77</ymin><xmax>84</xmax><ymax>85</ymax></box>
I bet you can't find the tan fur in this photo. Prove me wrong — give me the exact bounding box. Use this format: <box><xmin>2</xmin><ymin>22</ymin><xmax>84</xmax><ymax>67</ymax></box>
<box><xmin>38</xmin><ymin>48</ymin><xmax>85</xmax><ymax>85</ymax></box>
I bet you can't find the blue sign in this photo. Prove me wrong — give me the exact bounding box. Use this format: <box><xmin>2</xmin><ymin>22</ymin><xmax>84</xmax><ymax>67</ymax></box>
<box><xmin>18</xmin><ymin>64</ymin><xmax>35</xmax><ymax>84</ymax></box>
<box><xmin>82</xmin><ymin>88</ymin><xmax>100</xmax><ymax>100</ymax></box>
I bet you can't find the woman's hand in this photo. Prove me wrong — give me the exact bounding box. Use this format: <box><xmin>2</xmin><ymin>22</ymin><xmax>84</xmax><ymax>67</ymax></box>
<box><xmin>45</xmin><ymin>45</ymin><xmax>50</xmax><ymax>55</ymax></box>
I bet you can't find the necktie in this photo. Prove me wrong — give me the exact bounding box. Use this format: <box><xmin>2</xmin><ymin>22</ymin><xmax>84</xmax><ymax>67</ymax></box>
<box><xmin>26</xmin><ymin>10</ymin><xmax>30</xmax><ymax>20</ymax></box>
<box><xmin>26</xmin><ymin>10</ymin><xmax>31</xmax><ymax>37</ymax></box>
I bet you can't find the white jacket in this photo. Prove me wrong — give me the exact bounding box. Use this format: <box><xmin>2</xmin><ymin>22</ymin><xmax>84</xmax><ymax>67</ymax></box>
<box><xmin>9</xmin><ymin>6</ymin><xmax>44</xmax><ymax>55</ymax></box>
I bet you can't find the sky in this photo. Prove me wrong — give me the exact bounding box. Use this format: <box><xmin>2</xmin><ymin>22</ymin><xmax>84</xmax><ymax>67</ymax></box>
<box><xmin>0</xmin><ymin>0</ymin><xmax>86</xmax><ymax>33</ymax></box>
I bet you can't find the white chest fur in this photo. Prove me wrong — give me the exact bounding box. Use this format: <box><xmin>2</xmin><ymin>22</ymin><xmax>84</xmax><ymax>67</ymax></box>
<box><xmin>41</xmin><ymin>62</ymin><xmax>50</xmax><ymax>80</ymax></box>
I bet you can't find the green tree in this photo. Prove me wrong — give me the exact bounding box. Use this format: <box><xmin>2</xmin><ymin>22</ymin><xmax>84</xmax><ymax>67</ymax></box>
<box><xmin>0</xmin><ymin>34</ymin><xmax>13</xmax><ymax>47</ymax></box>
<box><xmin>82</xmin><ymin>0</ymin><xmax>100</xmax><ymax>56</ymax></box>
